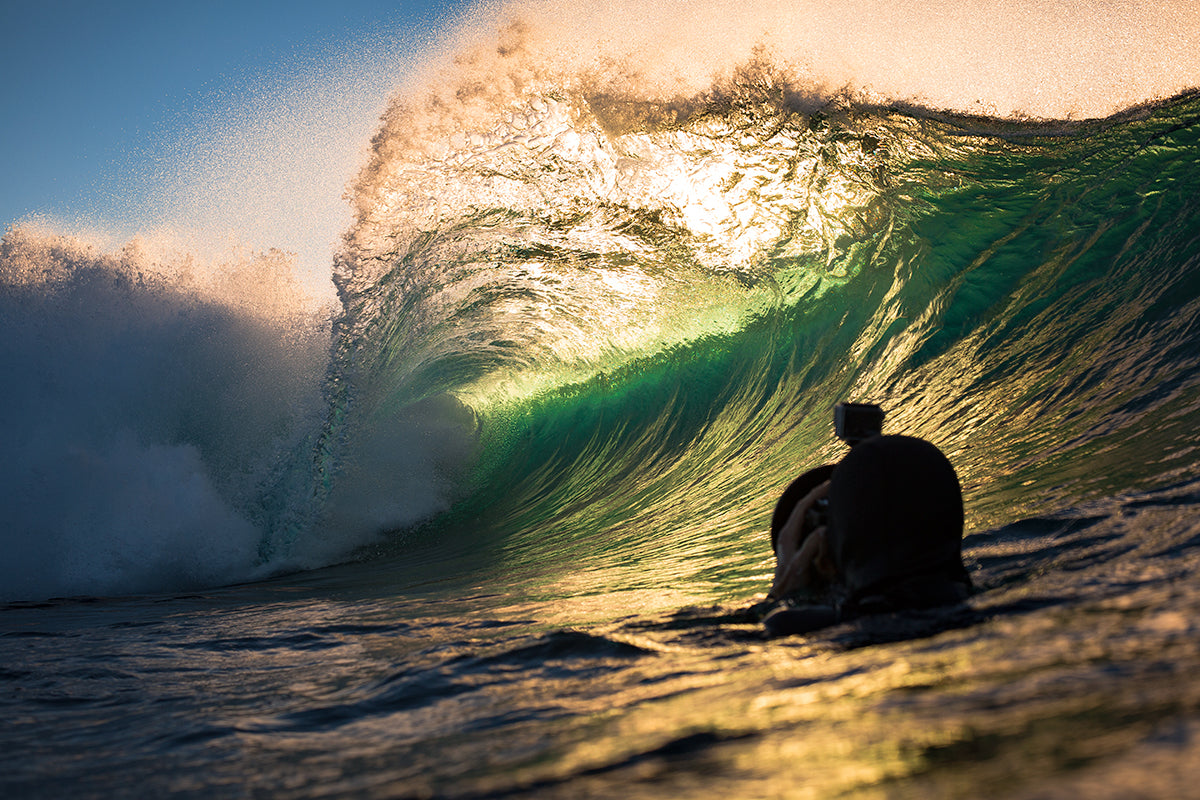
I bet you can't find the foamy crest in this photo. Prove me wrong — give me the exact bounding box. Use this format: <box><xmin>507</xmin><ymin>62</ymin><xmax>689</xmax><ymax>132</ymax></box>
<box><xmin>345</xmin><ymin>0</ymin><xmax>1200</xmax><ymax>297</ymax></box>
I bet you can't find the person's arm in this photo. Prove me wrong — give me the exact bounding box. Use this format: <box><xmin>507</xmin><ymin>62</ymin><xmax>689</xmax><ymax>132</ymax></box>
<box><xmin>768</xmin><ymin>480</ymin><xmax>830</xmax><ymax>600</ymax></box>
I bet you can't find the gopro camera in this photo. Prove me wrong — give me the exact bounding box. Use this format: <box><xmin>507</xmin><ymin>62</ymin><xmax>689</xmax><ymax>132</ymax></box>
<box><xmin>804</xmin><ymin>402</ymin><xmax>885</xmax><ymax>532</ymax></box>
<box><xmin>834</xmin><ymin>402</ymin><xmax>885</xmax><ymax>447</ymax></box>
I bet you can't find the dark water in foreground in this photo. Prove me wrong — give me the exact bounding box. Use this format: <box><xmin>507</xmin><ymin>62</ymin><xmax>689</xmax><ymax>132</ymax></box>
<box><xmin>4</xmin><ymin>38</ymin><xmax>1200</xmax><ymax>799</ymax></box>
<box><xmin>4</xmin><ymin>479</ymin><xmax>1200</xmax><ymax>798</ymax></box>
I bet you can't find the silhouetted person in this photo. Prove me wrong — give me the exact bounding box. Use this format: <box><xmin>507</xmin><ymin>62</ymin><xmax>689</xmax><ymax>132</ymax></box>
<box><xmin>761</xmin><ymin>435</ymin><xmax>972</xmax><ymax>637</ymax></box>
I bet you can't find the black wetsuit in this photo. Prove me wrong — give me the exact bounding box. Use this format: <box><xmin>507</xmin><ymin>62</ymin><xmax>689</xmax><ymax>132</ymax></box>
<box><xmin>762</xmin><ymin>435</ymin><xmax>972</xmax><ymax>637</ymax></box>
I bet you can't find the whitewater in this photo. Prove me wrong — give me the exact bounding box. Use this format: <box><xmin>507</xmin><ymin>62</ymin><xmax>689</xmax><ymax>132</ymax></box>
<box><xmin>5</xmin><ymin>1</ymin><xmax>1200</xmax><ymax>797</ymax></box>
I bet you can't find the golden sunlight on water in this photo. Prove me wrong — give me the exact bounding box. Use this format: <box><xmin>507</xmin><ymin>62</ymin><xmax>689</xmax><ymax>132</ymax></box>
<box><xmin>440</xmin><ymin>569</ymin><xmax>1200</xmax><ymax>799</ymax></box>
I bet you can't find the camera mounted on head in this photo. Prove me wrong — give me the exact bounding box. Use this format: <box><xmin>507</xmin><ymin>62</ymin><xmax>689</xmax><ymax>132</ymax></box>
<box><xmin>834</xmin><ymin>401</ymin><xmax>885</xmax><ymax>447</ymax></box>
<box><xmin>804</xmin><ymin>401</ymin><xmax>886</xmax><ymax>533</ymax></box>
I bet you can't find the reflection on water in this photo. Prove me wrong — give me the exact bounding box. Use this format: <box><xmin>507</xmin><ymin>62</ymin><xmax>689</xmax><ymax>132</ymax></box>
<box><xmin>4</xmin><ymin>479</ymin><xmax>1199</xmax><ymax>798</ymax></box>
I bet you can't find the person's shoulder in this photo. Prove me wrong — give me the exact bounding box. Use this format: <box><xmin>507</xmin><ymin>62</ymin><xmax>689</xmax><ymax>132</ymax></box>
<box><xmin>770</xmin><ymin>463</ymin><xmax>837</xmax><ymax>550</ymax></box>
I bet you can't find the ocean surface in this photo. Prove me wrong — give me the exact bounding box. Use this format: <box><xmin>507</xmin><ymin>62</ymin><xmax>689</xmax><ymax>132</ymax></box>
<box><xmin>5</xmin><ymin>5</ymin><xmax>1200</xmax><ymax>797</ymax></box>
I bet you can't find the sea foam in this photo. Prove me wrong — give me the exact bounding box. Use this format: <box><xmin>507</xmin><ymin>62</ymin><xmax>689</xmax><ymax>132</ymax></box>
<box><xmin>0</xmin><ymin>226</ymin><xmax>332</xmax><ymax>600</ymax></box>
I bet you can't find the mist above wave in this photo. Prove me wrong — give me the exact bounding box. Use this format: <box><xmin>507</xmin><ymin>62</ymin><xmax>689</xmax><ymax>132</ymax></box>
<box><xmin>440</xmin><ymin>0</ymin><xmax>1199</xmax><ymax>121</ymax></box>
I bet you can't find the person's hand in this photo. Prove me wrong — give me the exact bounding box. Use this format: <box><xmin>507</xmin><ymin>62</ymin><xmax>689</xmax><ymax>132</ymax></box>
<box><xmin>768</xmin><ymin>480</ymin><xmax>830</xmax><ymax>600</ymax></box>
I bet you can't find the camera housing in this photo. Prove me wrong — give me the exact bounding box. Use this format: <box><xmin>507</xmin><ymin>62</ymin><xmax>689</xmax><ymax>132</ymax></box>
<box><xmin>834</xmin><ymin>402</ymin><xmax>885</xmax><ymax>447</ymax></box>
<box><xmin>804</xmin><ymin>402</ymin><xmax>885</xmax><ymax>534</ymax></box>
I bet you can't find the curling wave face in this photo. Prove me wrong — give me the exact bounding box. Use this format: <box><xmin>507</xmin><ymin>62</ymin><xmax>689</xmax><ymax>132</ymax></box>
<box><xmin>318</xmin><ymin>13</ymin><xmax>1200</xmax><ymax>597</ymax></box>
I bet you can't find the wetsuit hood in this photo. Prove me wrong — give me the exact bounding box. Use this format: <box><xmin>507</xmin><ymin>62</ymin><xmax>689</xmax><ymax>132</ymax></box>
<box><xmin>827</xmin><ymin>434</ymin><xmax>968</xmax><ymax>598</ymax></box>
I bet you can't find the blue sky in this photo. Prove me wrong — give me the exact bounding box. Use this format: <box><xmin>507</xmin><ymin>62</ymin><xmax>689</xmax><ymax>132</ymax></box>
<box><xmin>1</xmin><ymin>0</ymin><xmax>473</xmax><ymax>286</ymax></box>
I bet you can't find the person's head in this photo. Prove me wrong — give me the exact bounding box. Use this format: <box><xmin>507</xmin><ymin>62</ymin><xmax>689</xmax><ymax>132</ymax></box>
<box><xmin>825</xmin><ymin>435</ymin><xmax>968</xmax><ymax>596</ymax></box>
